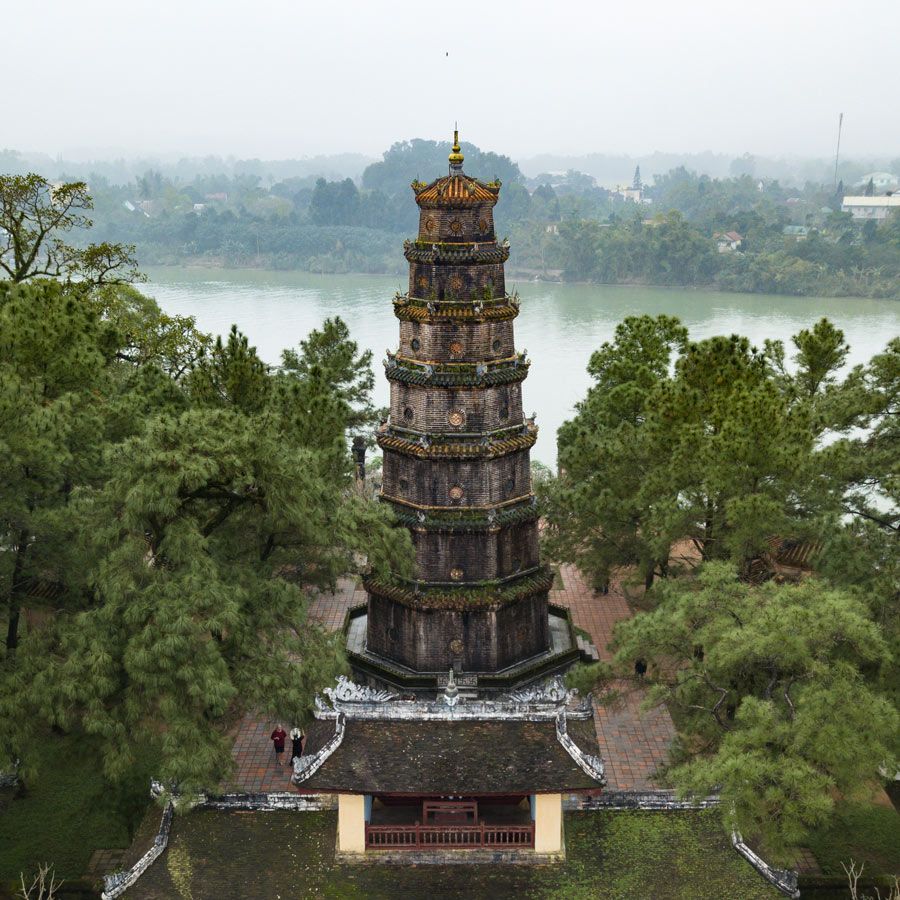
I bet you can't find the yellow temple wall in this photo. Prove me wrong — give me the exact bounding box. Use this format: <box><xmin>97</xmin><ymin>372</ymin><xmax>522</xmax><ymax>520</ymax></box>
<box><xmin>337</xmin><ymin>793</ymin><xmax>366</xmax><ymax>853</ymax></box>
<box><xmin>533</xmin><ymin>793</ymin><xmax>562</xmax><ymax>853</ymax></box>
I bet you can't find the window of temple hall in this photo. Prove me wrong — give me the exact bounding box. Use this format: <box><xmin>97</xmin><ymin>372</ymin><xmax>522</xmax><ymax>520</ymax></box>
<box><xmin>410</xmin><ymin>338</ymin><xmax>421</xmax><ymax>352</ymax></box>
<box><xmin>449</xmin><ymin>340</ymin><xmax>463</xmax><ymax>357</ymax></box>
<box><xmin>449</xmin><ymin>485</ymin><xmax>464</xmax><ymax>501</ymax></box>
<box><xmin>492</xmin><ymin>338</ymin><xmax>502</xmax><ymax>352</ymax></box>
<box><xmin>477</xmin><ymin>218</ymin><xmax>489</xmax><ymax>233</ymax></box>
<box><xmin>506</xmin><ymin>476</ymin><xmax>516</xmax><ymax>492</ymax></box>
<box><xmin>399</xmin><ymin>476</ymin><xmax>409</xmax><ymax>491</ymax></box>
<box><xmin>417</xmin><ymin>275</ymin><xmax>429</xmax><ymax>290</ymax></box>
<box><xmin>448</xmin><ymin>410</ymin><xmax>465</xmax><ymax>426</ymax></box>
<box><xmin>449</xmin><ymin>567</ymin><xmax>464</xmax><ymax>581</ymax></box>
<box><xmin>425</xmin><ymin>218</ymin><xmax>436</xmax><ymax>233</ymax></box>
<box><xmin>404</xmin><ymin>406</ymin><xmax>414</xmax><ymax>422</ymax></box>
<box><xmin>499</xmin><ymin>405</ymin><xmax>509</xmax><ymax>420</ymax></box>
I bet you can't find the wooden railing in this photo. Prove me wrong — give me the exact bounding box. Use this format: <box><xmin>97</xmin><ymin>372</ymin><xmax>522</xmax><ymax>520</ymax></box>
<box><xmin>366</xmin><ymin>822</ymin><xmax>534</xmax><ymax>849</ymax></box>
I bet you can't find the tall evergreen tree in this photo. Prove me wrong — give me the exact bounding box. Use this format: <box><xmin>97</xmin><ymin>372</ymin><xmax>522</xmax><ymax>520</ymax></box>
<box><xmin>610</xmin><ymin>564</ymin><xmax>897</xmax><ymax>862</ymax></box>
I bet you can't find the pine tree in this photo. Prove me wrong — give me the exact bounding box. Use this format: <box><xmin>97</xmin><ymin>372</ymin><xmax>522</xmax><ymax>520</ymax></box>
<box><xmin>610</xmin><ymin>564</ymin><xmax>897</xmax><ymax>862</ymax></box>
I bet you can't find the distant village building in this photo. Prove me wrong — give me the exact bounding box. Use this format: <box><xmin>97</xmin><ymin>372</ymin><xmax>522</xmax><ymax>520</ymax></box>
<box><xmin>854</xmin><ymin>172</ymin><xmax>899</xmax><ymax>192</ymax></box>
<box><xmin>714</xmin><ymin>231</ymin><xmax>743</xmax><ymax>252</ymax></box>
<box><xmin>782</xmin><ymin>225</ymin><xmax>810</xmax><ymax>240</ymax></box>
<box><xmin>292</xmin><ymin>132</ymin><xmax>605</xmax><ymax>859</ymax></box>
<box><xmin>616</xmin><ymin>165</ymin><xmax>648</xmax><ymax>203</ymax></box>
<box><xmin>841</xmin><ymin>195</ymin><xmax>900</xmax><ymax>222</ymax></box>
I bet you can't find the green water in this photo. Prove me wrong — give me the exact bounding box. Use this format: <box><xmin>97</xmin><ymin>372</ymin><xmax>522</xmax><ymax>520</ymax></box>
<box><xmin>142</xmin><ymin>267</ymin><xmax>900</xmax><ymax>466</ymax></box>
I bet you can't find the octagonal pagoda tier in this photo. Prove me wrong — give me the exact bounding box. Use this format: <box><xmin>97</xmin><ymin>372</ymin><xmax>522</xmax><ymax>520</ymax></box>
<box><xmin>361</xmin><ymin>132</ymin><xmax>565</xmax><ymax>681</ymax></box>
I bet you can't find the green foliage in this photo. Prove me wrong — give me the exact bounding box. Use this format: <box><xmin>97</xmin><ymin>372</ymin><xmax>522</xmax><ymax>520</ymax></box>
<box><xmin>280</xmin><ymin>316</ymin><xmax>378</xmax><ymax>434</ymax></box>
<box><xmin>805</xmin><ymin>800</ymin><xmax>900</xmax><ymax>877</ymax></box>
<box><xmin>0</xmin><ymin>270</ymin><xmax>412</xmax><ymax>793</ymax></box>
<box><xmin>610</xmin><ymin>564</ymin><xmax>897</xmax><ymax>862</ymax></box>
<box><xmin>0</xmin><ymin>731</ymin><xmax>156</xmax><ymax>879</ymax></box>
<box><xmin>0</xmin><ymin>173</ymin><xmax>140</xmax><ymax>284</ymax></box>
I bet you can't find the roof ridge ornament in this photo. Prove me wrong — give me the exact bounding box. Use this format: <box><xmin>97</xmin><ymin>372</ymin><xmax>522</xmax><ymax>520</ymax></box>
<box><xmin>449</xmin><ymin>125</ymin><xmax>464</xmax><ymax>172</ymax></box>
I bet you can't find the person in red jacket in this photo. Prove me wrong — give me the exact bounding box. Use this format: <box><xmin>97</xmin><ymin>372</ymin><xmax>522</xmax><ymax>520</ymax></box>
<box><xmin>270</xmin><ymin>724</ymin><xmax>288</xmax><ymax>765</ymax></box>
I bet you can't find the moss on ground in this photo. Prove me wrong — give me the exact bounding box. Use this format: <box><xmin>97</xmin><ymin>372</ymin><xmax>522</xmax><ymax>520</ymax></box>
<box><xmin>0</xmin><ymin>732</ymin><xmax>155</xmax><ymax>884</ymax></box>
<box><xmin>128</xmin><ymin>809</ymin><xmax>780</xmax><ymax>899</ymax></box>
<box><xmin>805</xmin><ymin>800</ymin><xmax>900</xmax><ymax>877</ymax></box>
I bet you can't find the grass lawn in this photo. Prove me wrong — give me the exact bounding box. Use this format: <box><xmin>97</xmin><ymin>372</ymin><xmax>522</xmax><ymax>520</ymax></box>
<box><xmin>127</xmin><ymin>808</ymin><xmax>781</xmax><ymax>899</ymax></box>
<box><xmin>0</xmin><ymin>731</ymin><xmax>154</xmax><ymax>885</ymax></box>
<box><xmin>805</xmin><ymin>798</ymin><xmax>900</xmax><ymax>878</ymax></box>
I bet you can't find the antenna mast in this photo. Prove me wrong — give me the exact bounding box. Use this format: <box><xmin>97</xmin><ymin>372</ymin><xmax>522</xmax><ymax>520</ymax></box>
<box><xmin>833</xmin><ymin>112</ymin><xmax>844</xmax><ymax>188</ymax></box>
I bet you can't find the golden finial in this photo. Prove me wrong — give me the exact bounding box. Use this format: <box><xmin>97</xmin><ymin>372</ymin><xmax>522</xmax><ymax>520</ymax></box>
<box><xmin>449</xmin><ymin>124</ymin><xmax>464</xmax><ymax>170</ymax></box>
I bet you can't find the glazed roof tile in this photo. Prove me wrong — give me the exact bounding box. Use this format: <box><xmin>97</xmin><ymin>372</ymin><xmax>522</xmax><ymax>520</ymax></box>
<box><xmin>414</xmin><ymin>174</ymin><xmax>499</xmax><ymax>207</ymax></box>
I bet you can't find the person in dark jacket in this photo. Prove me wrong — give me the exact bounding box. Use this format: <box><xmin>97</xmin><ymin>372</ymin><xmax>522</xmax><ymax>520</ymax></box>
<box><xmin>289</xmin><ymin>727</ymin><xmax>305</xmax><ymax>765</ymax></box>
<box><xmin>270</xmin><ymin>724</ymin><xmax>287</xmax><ymax>765</ymax></box>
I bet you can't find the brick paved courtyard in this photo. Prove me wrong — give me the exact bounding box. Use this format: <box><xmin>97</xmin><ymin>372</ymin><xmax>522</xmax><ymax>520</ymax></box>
<box><xmin>230</xmin><ymin>568</ymin><xmax>674</xmax><ymax>793</ymax></box>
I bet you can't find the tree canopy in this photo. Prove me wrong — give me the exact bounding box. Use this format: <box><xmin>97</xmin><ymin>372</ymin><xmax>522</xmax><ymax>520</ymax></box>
<box><xmin>547</xmin><ymin>314</ymin><xmax>899</xmax><ymax>859</ymax></box>
<box><xmin>0</xmin><ymin>274</ymin><xmax>410</xmax><ymax>792</ymax></box>
<box><xmin>611</xmin><ymin>564</ymin><xmax>897</xmax><ymax>862</ymax></box>
<box><xmin>0</xmin><ymin>173</ymin><xmax>140</xmax><ymax>284</ymax></box>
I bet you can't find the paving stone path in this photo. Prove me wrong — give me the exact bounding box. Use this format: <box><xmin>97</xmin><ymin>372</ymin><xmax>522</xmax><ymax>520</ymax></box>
<box><xmin>230</xmin><ymin>567</ymin><xmax>675</xmax><ymax>793</ymax></box>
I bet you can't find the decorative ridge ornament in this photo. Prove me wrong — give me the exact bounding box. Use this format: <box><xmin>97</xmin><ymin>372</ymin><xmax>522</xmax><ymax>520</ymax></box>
<box><xmin>508</xmin><ymin>675</ymin><xmax>571</xmax><ymax>705</ymax></box>
<box><xmin>449</xmin><ymin>125</ymin><xmax>464</xmax><ymax>171</ymax></box>
<box><xmin>555</xmin><ymin>708</ymin><xmax>606</xmax><ymax>784</ymax></box>
<box><xmin>321</xmin><ymin>675</ymin><xmax>398</xmax><ymax>707</ymax></box>
<box><xmin>443</xmin><ymin>668</ymin><xmax>460</xmax><ymax>707</ymax></box>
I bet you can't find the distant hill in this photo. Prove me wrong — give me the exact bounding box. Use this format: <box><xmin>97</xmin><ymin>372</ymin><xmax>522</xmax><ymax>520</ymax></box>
<box><xmin>0</xmin><ymin>149</ymin><xmax>376</xmax><ymax>186</ymax></box>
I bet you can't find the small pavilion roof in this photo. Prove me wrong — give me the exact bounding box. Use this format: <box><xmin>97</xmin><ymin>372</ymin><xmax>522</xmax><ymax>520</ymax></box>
<box><xmin>296</xmin><ymin>715</ymin><xmax>602</xmax><ymax>795</ymax></box>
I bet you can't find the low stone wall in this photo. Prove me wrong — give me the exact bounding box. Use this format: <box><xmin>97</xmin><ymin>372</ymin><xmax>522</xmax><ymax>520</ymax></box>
<box><xmin>575</xmin><ymin>789</ymin><xmax>720</xmax><ymax>810</ymax></box>
<box><xmin>0</xmin><ymin>769</ymin><xmax>18</xmax><ymax>789</ymax></box>
<box><xmin>101</xmin><ymin>787</ymin><xmax>328</xmax><ymax>898</ymax></box>
<box><xmin>732</xmin><ymin>831</ymin><xmax>800</xmax><ymax>899</ymax></box>
<box><xmin>102</xmin><ymin>802</ymin><xmax>174</xmax><ymax>899</ymax></box>
<box><xmin>202</xmin><ymin>791</ymin><xmax>329</xmax><ymax>812</ymax></box>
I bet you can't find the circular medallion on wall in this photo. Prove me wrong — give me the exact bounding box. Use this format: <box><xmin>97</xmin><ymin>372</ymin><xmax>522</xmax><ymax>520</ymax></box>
<box><xmin>424</xmin><ymin>218</ymin><xmax>436</xmax><ymax>233</ymax></box>
<box><xmin>404</xmin><ymin>406</ymin><xmax>414</xmax><ymax>422</ymax></box>
<box><xmin>449</xmin><ymin>638</ymin><xmax>464</xmax><ymax>654</ymax></box>
<box><xmin>492</xmin><ymin>338</ymin><xmax>502</xmax><ymax>352</ymax></box>
<box><xmin>449</xmin><ymin>275</ymin><xmax>463</xmax><ymax>292</ymax></box>
<box><xmin>448</xmin><ymin>410</ymin><xmax>465</xmax><ymax>427</ymax></box>
<box><xmin>410</xmin><ymin>338</ymin><xmax>421</xmax><ymax>352</ymax></box>
<box><xmin>449</xmin><ymin>219</ymin><xmax>462</xmax><ymax>235</ymax></box>
<box><xmin>449</xmin><ymin>568</ymin><xmax>464</xmax><ymax>582</ymax></box>
<box><xmin>449</xmin><ymin>340</ymin><xmax>463</xmax><ymax>357</ymax></box>
<box><xmin>449</xmin><ymin>484</ymin><xmax>464</xmax><ymax>500</ymax></box>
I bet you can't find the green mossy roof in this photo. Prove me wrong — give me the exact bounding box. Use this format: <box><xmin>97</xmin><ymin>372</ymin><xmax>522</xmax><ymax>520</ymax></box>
<box><xmin>124</xmin><ymin>809</ymin><xmax>781</xmax><ymax>899</ymax></box>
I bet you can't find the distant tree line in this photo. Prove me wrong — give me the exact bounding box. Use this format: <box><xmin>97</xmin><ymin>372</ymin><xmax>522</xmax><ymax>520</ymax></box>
<box><xmin>21</xmin><ymin>140</ymin><xmax>898</xmax><ymax>297</ymax></box>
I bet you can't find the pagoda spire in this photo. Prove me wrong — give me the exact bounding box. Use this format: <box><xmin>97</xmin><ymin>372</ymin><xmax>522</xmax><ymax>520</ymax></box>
<box><xmin>449</xmin><ymin>124</ymin><xmax>464</xmax><ymax>172</ymax></box>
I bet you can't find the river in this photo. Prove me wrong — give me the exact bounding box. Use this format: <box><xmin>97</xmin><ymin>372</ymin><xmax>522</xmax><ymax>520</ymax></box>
<box><xmin>142</xmin><ymin>267</ymin><xmax>900</xmax><ymax>467</ymax></box>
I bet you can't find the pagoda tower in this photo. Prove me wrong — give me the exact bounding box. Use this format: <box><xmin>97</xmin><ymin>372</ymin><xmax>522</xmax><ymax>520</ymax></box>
<box><xmin>295</xmin><ymin>135</ymin><xmax>604</xmax><ymax>859</ymax></box>
<box><xmin>362</xmin><ymin>131</ymin><xmax>555</xmax><ymax>677</ymax></box>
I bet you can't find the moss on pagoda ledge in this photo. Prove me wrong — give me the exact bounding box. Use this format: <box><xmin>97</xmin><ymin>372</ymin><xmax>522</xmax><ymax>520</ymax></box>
<box><xmin>386</xmin><ymin>500</ymin><xmax>541</xmax><ymax>532</ymax></box>
<box><xmin>362</xmin><ymin>567</ymin><xmax>555</xmax><ymax>611</ymax></box>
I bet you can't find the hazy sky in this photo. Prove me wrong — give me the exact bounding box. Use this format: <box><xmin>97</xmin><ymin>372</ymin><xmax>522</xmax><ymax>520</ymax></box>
<box><xmin>5</xmin><ymin>0</ymin><xmax>898</xmax><ymax>161</ymax></box>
